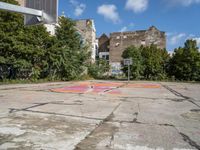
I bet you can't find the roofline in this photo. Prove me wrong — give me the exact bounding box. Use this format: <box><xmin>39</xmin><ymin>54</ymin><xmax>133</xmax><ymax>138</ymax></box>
<box><xmin>110</xmin><ymin>30</ymin><xmax>146</xmax><ymax>35</ymax></box>
<box><xmin>74</xmin><ymin>18</ymin><xmax>95</xmax><ymax>21</ymax></box>
<box><xmin>110</xmin><ymin>26</ymin><xmax>165</xmax><ymax>35</ymax></box>
<box><xmin>110</xmin><ymin>30</ymin><xmax>166</xmax><ymax>35</ymax></box>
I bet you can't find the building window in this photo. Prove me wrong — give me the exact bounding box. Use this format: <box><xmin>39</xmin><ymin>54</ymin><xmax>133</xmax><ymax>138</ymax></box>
<box><xmin>106</xmin><ymin>55</ymin><xmax>109</xmax><ymax>60</ymax></box>
<box><xmin>116</xmin><ymin>36</ymin><xmax>120</xmax><ymax>39</ymax></box>
<box><xmin>123</xmin><ymin>35</ymin><xmax>127</xmax><ymax>39</ymax></box>
<box><xmin>153</xmin><ymin>41</ymin><xmax>158</xmax><ymax>45</ymax></box>
<box><xmin>141</xmin><ymin>41</ymin><xmax>146</xmax><ymax>45</ymax></box>
<box><xmin>115</xmin><ymin>43</ymin><xmax>120</xmax><ymax>47</ymax></box>
<box><xmin>102</xmin><ymin>55</ymin><xmax>109</xmax><ymax>61</ymax></box>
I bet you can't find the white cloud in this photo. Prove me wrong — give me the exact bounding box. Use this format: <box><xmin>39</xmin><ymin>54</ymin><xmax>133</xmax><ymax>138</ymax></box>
<box><xmin>70</xmin><ymin>0</ymin><xmax>86</xmax><ymax>17</ymax></box>
<box><xmin>187</xmin><ymin>34</ymin><xmax>195</xmax><ymax>38</ymax></box>
<box><xmin>169</xmin><ymin>33</ymin><xmax>186</xmax><ymax>45</ymax></box>
<box><xmin>119</xmin><ymin>23</ymin><xmax>135</xmax><ymax>32</ymax></box>
<box><xmin>97</xmin><ymin>4</ymin><xmax>120</xmax><ymax>23</ymax></box>
<box><xmin>120</xmin><ymin>26</ymin><xmax>128</xmax><ymax>32</ymax></box>
<box><xmin>167</xmin><ymin>0</ymin><xmax>200</xmax><ymax>6</ymax></box>
<box><xmin>167</xmin><ymin>33</ymin><xmax>200</xmax><ymax>50</ymax></box>
<box><xmin>125</xmin><ymin>0</ymin><xmax>148</xmax><ymax>13</ymax></box>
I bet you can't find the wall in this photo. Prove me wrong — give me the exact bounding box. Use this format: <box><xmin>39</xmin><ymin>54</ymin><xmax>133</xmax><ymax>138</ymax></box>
<box><xmin>109</xmin><ymin>26</ymin><xmax>166</xmax><ymax>63</ymax></box>
<box><xmin>76</xmin><ymin>19</ymin><xmax>97</xmax><ymax>62</ymax></box>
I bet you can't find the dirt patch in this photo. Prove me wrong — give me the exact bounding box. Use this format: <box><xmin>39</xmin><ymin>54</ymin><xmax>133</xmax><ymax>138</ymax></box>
<box><xmin>181</xmin><ymin>110</ymin><xmax>200</xmax><ymax>121</ymax></box>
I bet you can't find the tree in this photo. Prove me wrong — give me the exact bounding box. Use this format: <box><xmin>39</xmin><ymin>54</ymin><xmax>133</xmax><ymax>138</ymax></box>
<box><xmin>141</xmin><ymin>45</ymin><xmax>169</xmax><ymax>80</ymax></box>
<box><xmin>0</xmin><ymin>0</ymin><xmax>24</xmax><ymax>65</ymax></box>
<box><xmin>0</xmin><ymin>1</ymin><xmax>91</xmax><ymax>81</ymax></box>
<box><xmin>122</xmin><ymin>45</ymin><xmax>169</xmax><ymax>80</ymax></box>
<box><xmin>169</xmin><ymin>39</ymin><xmax>200</xmax><ymax>81</ymax></box>
<box><xmin>0</xmin><ymin>0</ymin><xmax>52</xmax><ymax>80</ymax></box>
<box><xmin>47</xmin><ymin>16</ymin><xmax>90</xmax><ymax>80</ymax></box>
<box><xmin>88</xmin><ymin>59</ymin><xmax>110</xmax><ymax>79</ymax></box>
<box><xmin>122</xmin><ymin>46</ymin><xmax>143</xmax><ymax>79</ymax></box>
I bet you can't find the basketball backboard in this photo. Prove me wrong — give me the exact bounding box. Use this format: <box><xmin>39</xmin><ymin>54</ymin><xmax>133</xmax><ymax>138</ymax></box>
<box><xmin>123</xmin><ymin>58</ymin><xmax>133</xmax><ymax>66</ymax></box>
<box><xmin>25</xmin><ymin>0</ymin><xmax>58</xmax><ymax>25</ymax></box>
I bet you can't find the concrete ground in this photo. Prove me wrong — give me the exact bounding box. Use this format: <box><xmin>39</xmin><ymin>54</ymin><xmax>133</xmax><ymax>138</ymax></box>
<box><xmin>0</xmin><ymin>80</ymin><xmax>199</xmax><ymax>150</ymax></box>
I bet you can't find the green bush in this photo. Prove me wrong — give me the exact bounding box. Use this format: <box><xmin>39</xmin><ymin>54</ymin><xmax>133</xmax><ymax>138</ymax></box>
<box><xmin>88</xmin><ymin>59</ymin><xmax>110</xmax><ymax>79</ymax></box>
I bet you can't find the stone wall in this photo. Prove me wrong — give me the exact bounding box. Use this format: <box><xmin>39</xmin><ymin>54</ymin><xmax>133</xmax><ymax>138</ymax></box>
<box><xmin>109</xmin><ymin>26</ymin><xmax>166</xmax><ymax>63</ymax></box>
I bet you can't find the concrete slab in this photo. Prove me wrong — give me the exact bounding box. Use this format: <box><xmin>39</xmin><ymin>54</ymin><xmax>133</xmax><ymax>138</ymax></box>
<box><xmin>117</xmin><ymin>87</ymin><xmax>179</xmax><ymax>99</ymax></box>
<box><xmin>137</xmin><ymin>99</ymin><xmax>200</xmax><ymax>127</ymax></box>
<box><xmin>110</xmin><ymin>101</ymin><xmax>139</xmax><ymax>122</ymax></box>
<box><xmin>28</xmin><ymin>100</ymin><xmax>120</xmax><ymax>120</ymax></box>
<box><xmin>161</xmin><ymin>82</ymin><xmax>200</xmax><ymax>101</ymax></box>
<box><xmin>75</xmin><ymin>122</ymin><xmax>195</xmax><ymax>150</ymax></box>
<box><xmin>0</xmin><ymin>81</ymin><xmax>200</xmax><ymax>149</ymax></box>
<box><xmin>0</xmin><ymin>112</ymin><xmax>99</xmax><ymax>150</ymax></box>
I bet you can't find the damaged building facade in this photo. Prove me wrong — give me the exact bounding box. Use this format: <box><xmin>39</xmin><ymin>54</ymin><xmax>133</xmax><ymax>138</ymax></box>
<box><xmin>75</xmin><ymin>19</ymin><xmax>98</xmax><ymax>62</ymax></box>
<box><xmin>98</xmin><ymin>26</ymin><xmax>166</xmax><ymax>74</ymax></box>
<box><xmin>98</xmin><ymin>34</ymin><xmax>110</xmax><ymax>61</ymax></box>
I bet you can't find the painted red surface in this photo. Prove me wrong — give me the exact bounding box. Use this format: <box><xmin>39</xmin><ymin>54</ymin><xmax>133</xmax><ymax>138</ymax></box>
<box><xmin>125</xmin><ymin>83</ymin><xmax>161</xmax><ymax>88</ymax></box>
<box><xmin>51</xmin><ymin>82</ymin><xmax>123</xmax><ymax>94</ymax></box>
<box><xmin>50</xmin><ymin>82</ymin><xmax>161</xmax><ymax>94</ymax></box>
<box><xmin>51</xmin><ymin>85</ymin><xmax>89</xmax><ymax>93</ymax></box>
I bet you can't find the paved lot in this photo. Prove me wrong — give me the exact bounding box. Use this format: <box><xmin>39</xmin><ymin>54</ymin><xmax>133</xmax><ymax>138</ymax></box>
<box><xmin>0</xmin><ymin>80</ymin><xmax>199</xmax><ymax>150</ymax></box>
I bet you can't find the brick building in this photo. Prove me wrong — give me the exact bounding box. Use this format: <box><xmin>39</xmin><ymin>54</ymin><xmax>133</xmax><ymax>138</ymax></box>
<box><xmin>110</xmin><ymin>26</ymin><xmax>166</xmax><ymax>62</ymax></box>
<box><xmin>98</xmin><ymin>34</ymin><xmax>109</xmax><ymax>61</ymax></box>
<box><xmin>98</xmin><ymin>26</ymin><xmax>166</xmax><ymax>74</ymax></box>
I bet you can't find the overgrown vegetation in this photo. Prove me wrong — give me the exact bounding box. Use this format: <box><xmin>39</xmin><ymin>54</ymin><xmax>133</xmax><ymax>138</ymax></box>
<box><xmin>0</xmin><ymin>0</ymin><xmax>93</xmax><ymax>81</ymax></box>
<box><xmin>122</xmin><ymin>40</ymin><xmax>200</xmax><ymax>81</ymax></box>
<box><xmin>88</xmin><ymin>59</ymin><xmax>110</xmax><ymax>79</ymax></box>
<box><xmin>168</xmin><ymin>40</ymin><xmax>200</xmax><ymax>81</ymax></box>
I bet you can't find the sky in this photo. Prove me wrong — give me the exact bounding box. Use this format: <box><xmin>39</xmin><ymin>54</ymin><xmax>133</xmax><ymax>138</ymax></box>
<box><xmin>58</xmin><ymin>0</ymin><xmax>200</xmax><ymax>51</ymax></box>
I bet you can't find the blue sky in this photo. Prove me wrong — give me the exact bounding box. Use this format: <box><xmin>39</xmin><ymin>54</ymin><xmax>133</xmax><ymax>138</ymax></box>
<box><xmin>58</xmin><ymin>0</ymin><xmax>200</xmax><ymax>51</ymax></box>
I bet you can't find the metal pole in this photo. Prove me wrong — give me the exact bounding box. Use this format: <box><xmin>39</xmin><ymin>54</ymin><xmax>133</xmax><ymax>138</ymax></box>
<box><xmin>0</xmin><ymin>2</ymin><xmax>43</xmax><ymax>17</ymax></box>
<box><xmin>128</xmin><ymin>64</ymin><xmax>130</xmax><ymax>82</ymax></box>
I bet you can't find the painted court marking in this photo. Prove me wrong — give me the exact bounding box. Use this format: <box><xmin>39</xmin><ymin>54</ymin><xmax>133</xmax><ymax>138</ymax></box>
<box><xmin>50</xmin><ymin>82</ymin><xmax>161</xmax><ymax>95</ymax></box>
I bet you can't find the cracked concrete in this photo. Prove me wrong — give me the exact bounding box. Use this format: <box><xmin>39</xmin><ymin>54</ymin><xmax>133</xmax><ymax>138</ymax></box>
<box><xmin>0</xmin><ymin>81</ymin><xmax>200</xmax><ymax>150</ymax></box>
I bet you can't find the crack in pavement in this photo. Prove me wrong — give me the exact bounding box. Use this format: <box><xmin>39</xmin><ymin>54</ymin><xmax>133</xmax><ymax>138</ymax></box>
<box><xmin>9</xmin><ymin>100</ymin><xmax>83</xmax><ymax>114</ymax></box>
<box><xmin>19</xmin><ymin>89</ymin><xmax>52</xmax><ymax>93</ymax></box>
<box><xmin>162</xmin><ymin>85</ymin><xmax>200</xmax><ymax>108</ymax></box>
<box><xmin>74</xmin><ymin>102</ymin><xmax>122</xmax><ymax>150</ymax></box>
<box><xmin>165</xmin><ymin>98</ymin><xmax>186</xmax><ymax>102</ymax></box>
<box><xmin>6</xmin><ymin>89</ymin><xmax>200</xmax><ymax>150</ymax></box>
<box><xmin>8</xmin><ymin>105</ymin><xmax>200</xmax><ymax>149</ymax></box>
<box><xmin>0</xmin><ymin>87</ymin><xmax>26</xmax><ymax>91</ymax></box>
<box><xmin>132</xmin><ymin>102</ymin><xmax>140</xmax><ymax>123</ymax></box>
<box><xmin>100</xmin><ymin>83</ymin><xmax>127</xmax><ymax>95</ymax></box>
<box><xmin>168</xmin><ymin>123</ymin><xmax>200</xmax><ymax>150</ymax></box>
<box><xmin>121</xmin><ymin>96</ymin><xmax>162</xmax><ymax>100</ymax></box>
<box><xmin>179</xmin><ymin>132</ymin><xmax>200</xmax><ymax>150</ymax></box>
<box><xmin>161</xmin><ymin>85</ymin><xmax>200</xmax><ymax>149</ymax></box>
<box><xmin>9</xmin><ymin>108</ymin><xmax>104</xmax><ymax>121</ymax></box>
<box><xmin>9</xmin><ymin>103</ymin><xmax>48</xmax><ymax>113</ymax></box>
